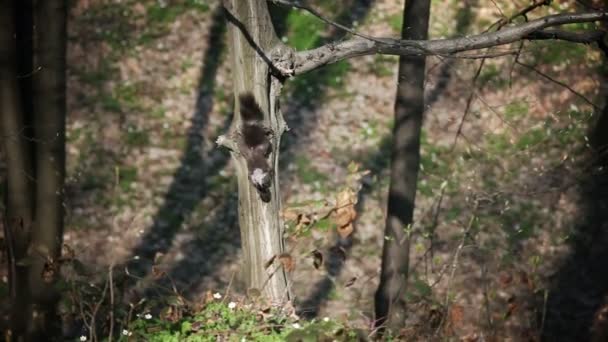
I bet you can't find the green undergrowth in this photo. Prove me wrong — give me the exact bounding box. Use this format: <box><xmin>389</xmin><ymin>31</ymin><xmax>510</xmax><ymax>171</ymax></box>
<box><xmin>126</xmin><ymin>301</ymin><xmax>356</xmax><ymax>342</ymax></box>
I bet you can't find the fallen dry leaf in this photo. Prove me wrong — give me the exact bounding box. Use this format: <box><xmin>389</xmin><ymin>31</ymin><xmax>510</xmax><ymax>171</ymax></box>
<box><xmin>311</xmin><ymin>249</ymin><xmax>323</xmax><ymax>270</ymax></box>
<box><xmin>278</xmin><ymin>253</ymin><xmax>295</xmax><ymax>272</ymax></box>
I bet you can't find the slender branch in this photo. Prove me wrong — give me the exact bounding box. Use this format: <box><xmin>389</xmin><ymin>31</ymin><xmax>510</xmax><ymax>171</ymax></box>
<box><xmin>292</xmin><ymin>12</ymin><xmax>607</xmax><ymax>74</ymax></box>
<box><xmin>526</xmin><ymin>28</ymin><xmax>606</xmax><ymax>43</ymax></box>
<box><xmin>451</xmin><ymin>58</ymin><xmax>487</xmax><ymax>150</ymax></box>
<box><xmin>516</xmin><ymin>60</ymin><xmax>600</xmax><ymax>110</ymax></box>
<box><xmin>269</xmin><ymin>0</ymin><xmax>388</xmax><ymax>45</ymax></box>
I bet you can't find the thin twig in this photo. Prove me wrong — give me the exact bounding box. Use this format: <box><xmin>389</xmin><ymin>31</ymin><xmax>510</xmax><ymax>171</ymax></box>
<box><xmin>451</xmin><ymin>58</ymin><xmax>487</xmax><ymax>150</ymax></box>
<box><xmin>108</xmin><ymin>264</ymin><xmax>115</xmax><ymax>342</ymax></box>
<box><xmin>438</xmin><ymin>201</ymin><xmax>479</xmax><ymax>335</ymax></box>
<box><xmin>516</xmin><ymin>60</ymin><xmax>600</xmax><ymax>111</ymax></box>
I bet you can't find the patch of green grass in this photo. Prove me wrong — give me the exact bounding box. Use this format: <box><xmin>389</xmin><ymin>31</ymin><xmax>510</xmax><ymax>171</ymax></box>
<box><xmin>286</xmin><ymin>60</ymin><xmax>351</xmax><ymax>101</ymax></box>
<box><xmin>371</xmin><ymin>55</ymin><xmax>396</xmax><ymax>77</ymax></box>
<box><xmin>101</xmin><ymin>94</ymin><xmax>122</xmax><ymax>112</ymax></box>
<box><xmin>118</xmin><ymin>166</ymin><xmax>138</xmax><ymax>192</ymax></box>
<box><xmin>127</xmin><ymin>301</ymin><xmax>355</xmax><ymax>342</ymax></box>
<box><xmin>485</xmin><ymin>133</ymin><xmax>511</xmax><ymax>155</ymax></box>
<box><xmin>516</xmin><ymin>128</ymin><xmax>545</xmax><ymax>150</ymax></box>
<box><xmin>125</xmin><ymin>128</ymin><xmax>150</xmax><ymax>147</ymax></box>
<box><xmin>530</xmin><ymin>40</ymin><xmax>590</xmax><ymax>66</ymax></box>
<box><xmin>478</xmin><ymin>64</ymin><xmax>508</xmax><ymax>89</ymax></box>
<box><xmin>504</xmin><ymin>100</ymin><xmax>529</xmax><ymax>120</ymax></box>
<box><xmin>295</xmin><ymin>156</ymin><xmax>328</xmax><ymax>185</ymax></box>
<box><xmin>388</xmin><ymin>13</ymin><xmax>402</xmax><ymax>33</ymax></box>
<box><xmin>285</xmin><ymin>11</ymin><xmax>325</xmax><ymax>51</ymax></box>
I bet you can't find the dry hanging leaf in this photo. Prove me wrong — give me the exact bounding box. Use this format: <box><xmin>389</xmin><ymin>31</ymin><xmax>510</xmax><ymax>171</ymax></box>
<box><xmin>345</xmin><ymin>277</ymin><xmax>357</xmax><ymax>287</ymax></box>
<box><xmin>151</xmin><ymin>265</ymin><xmax>166</xmax><ymax>279</ymax></box>
<box><xmin>154</xmin><ymin>252</ymin><xmax>165</xmax><ymax>264</ymax></box>
<box><xmin>337</xmin><ymin>223</ymin><xmax>354</xmax><ymax>238</ymax></box>
<box><xmin>282</xmin><ymin>208</ymin><xmax>299</xmax><ymax>222</ymax></box>
<box><xmin>61</xmin><ymin>243</ymin><xmax>75</xmax><ymax>260</ymax></box>
<box><xmin>332</xmin><ymin>189</ymin><xmax>357</xmax><ymax>238</ymax></box>
<box><xmin>278</xmin><ymin>253</ymin><xmax>295</xmax><ymax>272</ymax></box>
<box><xmin>311</xmin><ymin>249</ymin><xmax>323</xmax><ymax>270</ymax></box>
<box><xmin>264</xmin><ymin>254</ymin><xmax>277</xmax><ymax>269</ymax></box>
<box><xmin>41</xmin><ymin>259</ymin><xmax>57</xmax><ymax>283</ymax></box>
<box><xmin>449</xmin><ymin>304</ymin><xmax>464</xmax><ymax>328</ymax></box>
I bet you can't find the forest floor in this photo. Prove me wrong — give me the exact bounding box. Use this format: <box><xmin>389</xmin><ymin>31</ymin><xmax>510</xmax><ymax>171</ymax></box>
<box><xmin>2</xmin><ymin>0</ymin><xmax>608</xmax><ymax>340</ymax></box>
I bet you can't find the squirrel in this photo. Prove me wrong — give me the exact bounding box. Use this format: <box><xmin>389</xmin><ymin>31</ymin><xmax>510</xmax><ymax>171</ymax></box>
<box><xmin>238</xmin><ymin>93</ymin><xmax>273</xmax><ymax>202</ymax></box>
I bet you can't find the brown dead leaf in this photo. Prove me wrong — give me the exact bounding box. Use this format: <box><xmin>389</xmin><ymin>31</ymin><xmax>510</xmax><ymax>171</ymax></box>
<box><xmin>505</xmin><ymin>297</ymin><xmax>518</xmax><ymax>319</ymax></box>
<box><xmin>151</xmin><ymin>265</ymin><xmax>166</xmax><ymax>280</ymax></box>
<box><xmin>278</xmin><ymin>253</ymin><xmax>295</xmax><ymax>272</ymax></box>
<box><xmin>450</xmin><ymin>304</ymin><xmax>464</xmax><ymax>328</ymax></box>
<box><xmin>61</xmin><ymin>243</ymin><xmax>75</xmax><ymax>261</ymax></box>
<box><xmin>311</xmin><ymin>249</ymin><xmax>323</xmax><ymax>270</ymax></box>
<box><xmin>337</xmin><ymin>223</ymin><xmax>354</xmax><ymax>238</ymax></box>
<box><xmin>334</xmin><ymin>206</ymin><xmax>356</xmax><ymax>228</ymax></box>
<box><xmin>154</xmin><ymin>252</ymin><xmax>165</xmax><ymax>264</ymax></box>
<box><xmin>41</xmin><ymin>259</ymin><xmax>57</xmax><ymax>283</ymax></box>
<box><xmin>345</xmin><ymin>277</ymin><xmax>357</xmax><ymax>288</ymax></box>
<box><xmin>332</xmin><ymin>189</ymin><xmax>357</xmax><ymax>238</ymax></box>
<box><xmin>498</xmin><ymin>272</ymin><xmax>513</xmax><ymax>287</ymax></box>
<box><xmin>282</xmin><ymin>208</ymin><xmax>299</xmax><ymax>222</ymax></box>
<box><xmin>461</xmin><ymin>333</ymin><xmax>480</xmax><ymax>342</ymax></box>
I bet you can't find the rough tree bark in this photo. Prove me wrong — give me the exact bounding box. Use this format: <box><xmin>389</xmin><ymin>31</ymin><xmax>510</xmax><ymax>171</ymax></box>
<box><xmin>374</xmin><ymin>0</ymin><xmax>430</xmax><ymax>330</ymax></box>
<box><xmin>27</xmin><ymin>0</ymin><xmax>68</xmax><ymax>338</ymax></box>
<box><xmin>220</xmin><ymin>0</ymin><xmax>291</xmax><ymax>303</ymax></box>
<box><xmin>0</xmin><ymin>0</ymin><xmax>35</xmax><ymax>337</ymax></box>
<box><xmin>0</xmin><ymin>0</ymin><xmax>66</xmax><ymax>339</ymax></box>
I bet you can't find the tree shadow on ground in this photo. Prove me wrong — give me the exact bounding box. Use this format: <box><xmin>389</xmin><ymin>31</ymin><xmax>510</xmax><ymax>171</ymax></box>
<box><xmin>154</xmin><ymin>1</ymin><xmax>365</xmax><ymax>297</ymax></box>
<box><xmin>122</xmin><ymin>5</ymin><xmax>237</xmax><ymax>295</ymax></box>
<box><xmin>540</xmin><ymin>110</ymin><xmax>608</xmax><ymax>341</ymax></box>
<box><xmin>424</xmin><ymin>0</ymin><xmax>477</xmax><ymax>107</ymax></box>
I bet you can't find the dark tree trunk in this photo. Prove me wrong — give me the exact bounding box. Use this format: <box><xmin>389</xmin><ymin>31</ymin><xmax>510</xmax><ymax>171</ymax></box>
<box><xmin>374</xmin><ymin>0</ymin><xmax>430</xmax><ymax>331</ymax></box>
<box><xmin>26</xmin><ymin>0</ymin><xmax>67</xmax><ymax>338</ymax></box>
<box><xmin>0</xmin><ymin>1</ymin><xmax>35</xmax><ymax>337</ymax></box>
<box><xmin>1</xmin><ymin>0</ymin><xmax>66</xmax><ymax>339</ymax></box>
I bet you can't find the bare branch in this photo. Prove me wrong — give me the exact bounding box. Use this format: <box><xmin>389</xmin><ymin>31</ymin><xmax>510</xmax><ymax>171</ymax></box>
<box><xmin>516</xmin><ymin>61</ymin><xmax>600</xmax><ymax>111</ymax></box>
<box><xmin>292</xmin><ymin>12</ymin><xmax>607</xmax><ymax>74</ymax></box>
<box><xmin>526</xmin><ymin>28</ymin><xmax>606</xmax><ymax>43</ymax></box>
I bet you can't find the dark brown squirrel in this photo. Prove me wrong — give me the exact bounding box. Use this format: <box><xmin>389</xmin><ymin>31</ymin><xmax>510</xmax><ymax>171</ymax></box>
<box><xmin>238</xmin><ymin>93</ymin><xmax>273</xmax><ymax>202</ymax></box>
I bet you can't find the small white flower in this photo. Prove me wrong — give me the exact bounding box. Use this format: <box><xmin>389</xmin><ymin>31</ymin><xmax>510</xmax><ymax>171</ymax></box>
<box><xmin>292</xmin><ymin>323</ymin><xmax>301</xmax><ymax>329</ymax></box>
<box><xmin>144</xmin><ymin>313</ymin><xmax>152</xmax><ymax>320</ymax></box>
<box><xmin>213</xmin><ymin>292</ymin><xmax>222</xmax><ymax>299</ymax></box>
<box><xmin>228</xmin><ymin>302</ymin><xmax>237</xmax><ymax>309</ymax></box>
<box><xmin>122</xmin><ymin>329</ymin><xmax>130</xmax><ymax>336</ymax></box>
<box><xmin>80</xmin><ymin>336</ymin><xmax>87</xmax><ymax>341</ymax></box>
<box><xmin>323</xmin><ymin>317</ymin><xmax>329</xmax><ymax>322</ymax></box>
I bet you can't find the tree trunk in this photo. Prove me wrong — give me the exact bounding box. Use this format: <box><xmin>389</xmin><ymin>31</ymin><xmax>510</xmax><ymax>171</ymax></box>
<box><xmin>25</xmin><ymin>0</ymin><xmax>67</xmax><ymax>337</ymax></box>
<box><xmin>0</xmin><ymin>1</ymin><xmax>35</xmax><ymax>337</ymax></box>
<box><xmin>1</xmin><ymin>0</ymin><xmax>66</xmax><ymax>338</ymax></box>
<box><xmin>374</xmin><ymin>0</ymin><xmax>430</xmax><ymax>330</ymax></box>
<box><xmin>222</xmin><ymin>0</ymin><xmax>290</xmax><ymax>304</ymax></box>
